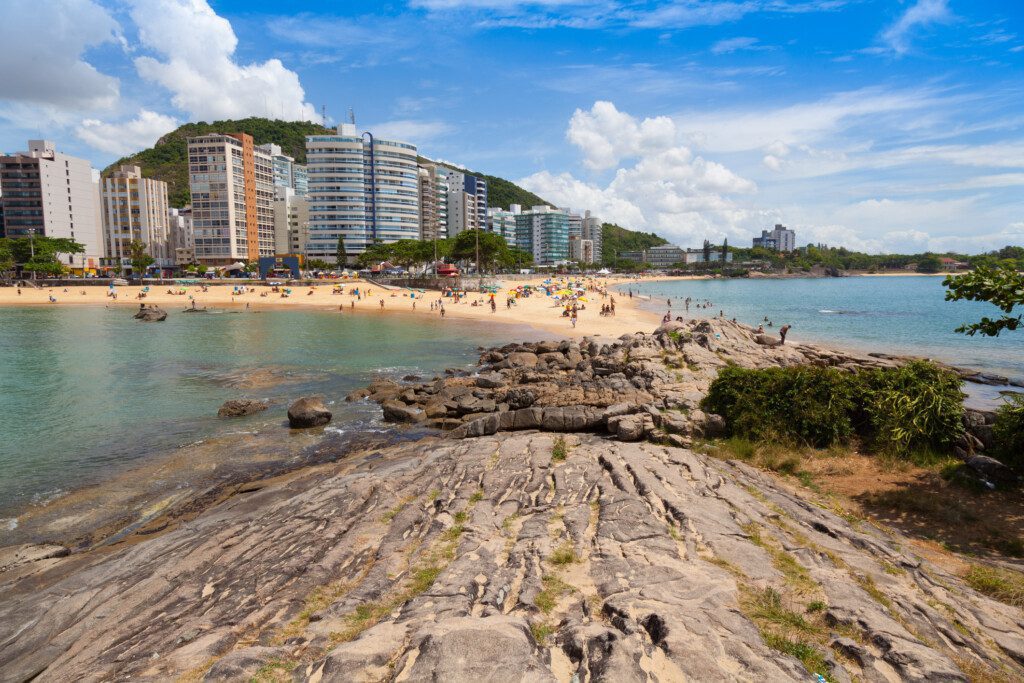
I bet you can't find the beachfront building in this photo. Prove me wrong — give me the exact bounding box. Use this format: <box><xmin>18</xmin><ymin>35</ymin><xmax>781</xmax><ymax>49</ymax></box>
<box><xmin>168</xmin><ymin>207</ymin><xmax>194</xmax><ymax>266</ymax></box>
<box><xmin>100</xmin><ymin>165</ymin><xmax>172</xmax><ymax>274</ymax></box>
<box><xmin>417</xmin><ymin>162</ymin><xmax>449</xmax><ymax>242</ymax></box>
<box><xmin>753</xmin><ymin>224</ymin><xmax>796</xmax><ymax>252</ymax></box>
<box><xmin>514</xmin><ymin>205</ymin><xmax>570</xmax><ymax>265</ymax></box>
<box><xmin>569</xmin><ymin>236</ymin><xmax>595</xmax><ymax>264</ymax></box>
<box><xmin>273</xmin><ymin>186</ymin><xmax>309</xmax><ymax>255</ymax></box>
<box><xmin>682</xmin><ymin>248</ymin><xmax>733</xmax><ymax>264</ymax></box>
<box><xmin>0</xmin><ymin>140</ymin><xmax>104</xmax><ymax>270</ymax></box>
<box><xmin>441</xmin><ymin>167</ymin><xmax>488</xmax><ymax>237</ymax></box>
<box><xmin>487</xmin><ymin>205</ymin><xmax>519</xmax><ymax>245</ymax></box>
<box><xmin>187</xmin><ymin>133</ymin><xmax>276</xmax><ymax>266</ymax></box>
<box><xmin>305</xmin><ymin>123</ymin><xmax>420</xmax><ymax>262</ymax></box>
<box><xmin>582</xmin><ymin>210</ymin><xmax>603</xmax><ymax>263</ymax></box>
<box><xmin>258</xmin><ymin>143</ymin><xmax>308</xmax><ymax>196</ymax></box>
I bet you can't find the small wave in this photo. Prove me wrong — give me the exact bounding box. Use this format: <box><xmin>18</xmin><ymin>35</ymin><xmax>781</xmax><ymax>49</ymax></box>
<box><xmin>324</xmin><ymin>426</ymin><xmax>347</xmax><ymax>435</ymax></box>
<box><xmin>819</xmin><ymin>309</ymin><xmax>838</xmax><ymax>314</ymax></box>
<box><xmin>31</xmin><ymin>488</ymin><xmax>66</xmax><ymax>506</ymax></box>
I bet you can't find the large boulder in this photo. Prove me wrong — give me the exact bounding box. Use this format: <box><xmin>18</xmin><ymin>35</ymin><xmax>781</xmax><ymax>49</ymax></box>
<box><xmin>965</xmin><ymin>455</ymin><xmax>1020</xmax><ymax>488</ymax></box>
<box><xmin>381</xmin><ymin>400</ymin><xmax>426</xmax><ymax>423</ymax></box>
<box><xmin>287</xmin><ymin>396</ymin><xmax>332</xmax><ymax>428</ymax></box>
<box><xmin>506</xmin><ymin>351</ymin><xmax>539</xmax><ymax>368</ymax></box>
<box><xmin>133</xmin><ymin>307</ymin><xmax>167</xmax><ymax>322</ymax></box>
<box><xmin>217</xmin><ymin>399</ymin><xmax>268</xmax><ymax>418</ymax></box>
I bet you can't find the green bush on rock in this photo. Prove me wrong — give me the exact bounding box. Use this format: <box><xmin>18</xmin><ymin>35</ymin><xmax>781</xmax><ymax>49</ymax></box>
<box><xmin>993</xmin><ymin>393</ymin><xmax>1024</xmax><ymax>470</ymax></box>
<box><xmin>700</xmin><ymin>361</ymin><xmax>965</xmax><ymax>459</ymax></box>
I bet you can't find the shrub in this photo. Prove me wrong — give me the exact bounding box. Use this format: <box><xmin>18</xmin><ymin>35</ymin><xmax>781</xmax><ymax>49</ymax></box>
<box><xmin>701</xmin><ymin>361</ymin><xmax>964</xmax><ymax>458</ymax></box>
<box><xmin>859</xmin><ymin>361</ymin><xmax>964</xmax><ymax>457</ymax></box>
<box><xmin>701</xmin><ymin>366</ymin><xmax>857</xmax><ymax>447</ymax></box>
<box><xmin>992</xmin><ymin>393</ymin><xmax>1024</xmax><ymax>469</ymax></box>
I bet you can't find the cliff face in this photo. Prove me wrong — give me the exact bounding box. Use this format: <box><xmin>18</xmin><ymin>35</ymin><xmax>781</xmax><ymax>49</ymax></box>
<box><xmin>1</xmin><ymin>320</ymin><xmax>1022</xmax><ymax>682</ymax></box>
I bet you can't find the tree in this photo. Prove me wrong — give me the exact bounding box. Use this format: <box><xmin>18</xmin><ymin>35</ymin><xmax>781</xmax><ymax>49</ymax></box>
<box><xmin>944</xmin><ymin>264</ymin><xmax>1024</xmax><ymax>336</ymax></box>
<box><xmin>916</xmin><ymin>254</ymin><xmax>942</xmax><ymax>273</ymax></box>
<box><xmin>336</xmin><ymin>235</ymin><xmax>347</xmax><ymax>268</ymax></box>
<box><xmin>127</xmin><ymin>239</ymin><xmax>155</xmax><ymax>279</ymax></box>
<box><xmin>0</xmin><ymin>239</ymin><xmax>13</xmax><ymax>280</ymax></box>
<box><xmin>703</xmin><ymin>239</ymin><xmax>711</xmax><ymax>263</ymax></box>
<box><xmin>306</xmin><ymin>258</ymin><xmax>332</xmax><ymax>271</ymax></box>
<box><xmin>450</xmin><ymin>230</ymin><xmax>510</xmax><ymax>273</ymax></box>
<box><xmin>722</xmin><ymin>237</ymin><xmax>729</xmax><ymax>262</ymax></box>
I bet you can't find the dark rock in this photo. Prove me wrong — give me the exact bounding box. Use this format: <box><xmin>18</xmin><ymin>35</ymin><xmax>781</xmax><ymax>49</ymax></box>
<box><xmin>503</xmin><ymin>388</ymin><xmax>536</xmax><ymax>410</ymax></box>
<box><xmin>965</xmin><ymin>455</ymin><xmax>1020</xmax><ymax>487</ymax></box>
<box><xmin>287</xmin><ymin>396</ymin><xmax>332</xmax><ymax>428</ymax></box>
<box><xmin>217</xmin><ymin>399</ymin><xmax>268</xmax><ymax>418</ymax></box>
<box><xmin>402</xmin><ymin>374</ymin><xmax>422</xmax><ymax>382</ymax></box>
<box><xmin>381</xmin><ymin>400</ymin><xmax>426</xmax><ymax>423</ymax></box>
<box><xmin>133</xmin><ymin>306</ymin><xmax>167</xmax><ymax>322</ymax></box>
<box><xmin>475</xmin><ymin>372</ymin><xmax>506</xmax><ymax>389</ymax></box>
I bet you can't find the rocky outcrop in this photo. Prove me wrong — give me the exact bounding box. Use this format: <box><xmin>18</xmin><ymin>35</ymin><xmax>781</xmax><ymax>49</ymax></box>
<box><xmin>216</xmin><ymin>399</ymin><xmax>269</xmax><ymax>418</ymax></box>
<box><xmin>132</xmin><ymin>306</ymin><xmax>167</xmax><ymax>322</ymax></box>
<box><xmin>362</xmin><ymin>318</ymin><xmax>904</xmax><ymax>447</ymax></box>
<box><xmin>1</xmin><ymin>433</ymin><xmax>1020</xmax><ymax>681</ymax></box>
<box><xmin>287</xmin><ymin>396</ymin><xmax>332</xmax><ymax>428</ymax></box>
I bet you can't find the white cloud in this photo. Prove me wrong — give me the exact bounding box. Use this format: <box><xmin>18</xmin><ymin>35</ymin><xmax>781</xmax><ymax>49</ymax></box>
<box><xmin>521</xmin><ymin>101</ymin><xmax>758</xmax><ymax>246</ymax></box>
<box><xmin>762</xmin><ymin>155</ymin><xmax>783</xmax><ymax>171</ymax></box>
<box><xmin>880</xmin><ymin>0</ymin><xmax>953</xmax><ymax>55</ymax></box>
<box><xmin>0</xmin><ymin>0</ymin><xmax>121</xmax><ymax>110</ymax></box>
<box><xmin>76</xmin><ymin>110</ymin><xmax>179</xmax><ymax>156</ymax></box>
<box><xmin>128</xmin><ymin>0</ymin><xmax>317</xmax><ymax>121</ymax></box>
<box><xmin>711</xmin><ymin>36</ymin><xmax>761</xmax><ymax>54</ymax></box>
<box><xmin>371</xmin><ymin>120</ymin><xmax>453</xmax><ymax>143</ymax></box>
<box><xmin>567</xmin><ymin>101</ymin><xmax>676</xmax><ymax>170</ymax></box>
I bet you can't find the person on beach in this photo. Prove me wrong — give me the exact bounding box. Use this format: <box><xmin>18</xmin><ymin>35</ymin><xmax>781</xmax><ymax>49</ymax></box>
<box><xmin>571</xmin><ymin>310</ymin><xmax>578</xmax><ymax>328</ymax></box>
<box><xmin>380</xmin><ymin>299</ymin><xmax>385</xmax><ymax>310</ymax></box>
<box><xmin>780</xmin><ymin>324</ymin><xmax>791</xmax><ymax>344</ymax></box>
<box><xmin>440</xmin><ymin>304</ymin><xmax>446</xmax><ymax>318</ymax></box>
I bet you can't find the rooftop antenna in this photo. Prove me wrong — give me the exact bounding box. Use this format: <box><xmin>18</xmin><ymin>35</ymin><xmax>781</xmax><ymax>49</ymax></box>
<box><xmin>348</xmin><ymin>108</ymin><xmax>356</xmax><ymax>126</ymax></box>
<box><xmin>321</xmin><ymin>104</ymin><xmax>328</xmax><ymax>127</ymax></box>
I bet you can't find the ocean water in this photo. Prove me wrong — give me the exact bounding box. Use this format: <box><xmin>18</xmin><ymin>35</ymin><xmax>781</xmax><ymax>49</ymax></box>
<box><xmin>0</xmin><ymin>306</ymin><xmax>538</xmax><ymax>536</ymax></box>
<box><xmin>621</xmin><ymin>275</ymin><xmax>1024</xmax><ymax>380</ymax></box>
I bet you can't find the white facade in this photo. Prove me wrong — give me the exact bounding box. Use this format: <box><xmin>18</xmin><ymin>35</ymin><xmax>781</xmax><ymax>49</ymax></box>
<box><xmin>273</xmin><ymin>186</ymin><xmax>309</xmax><ymax>255</ymax></box>
<box><xmin>258</xmin><ymin>143</ymin><xmax>308</xmax><ymax>196</ymax></box>
<box><xmin>0</xmin><ymin>140</ymin><xmax>104</xmax><ymax>268</ymax></box>
<box><xmin>169</xmin><ymin>207</ymin><xmax>194</xmax><ymax>265</ymax></box>
<box><xmin>582</xmin><ymin>210</ymin><xmax>603</xmax><ymax>262</ymax></box>
<box><xmin>753</xmin><ymin>224</ymin><xmax>796</xmax><ymax>252</ymax></box>
<box><xmin>187</xmin><ymin>133</ymin><xmax>275</xmax><ymax>265</ymax></box>
<box><xmin>487</xmin><ymin>206</ymin><xmax>519</xmax><ymax>245</ymax></box>
<box><xmin>569</xmin><ymin>236</ymin><xmax>594</xmax><ymax>263</ymax></box>
<box><xmin>305</xmin><ymin>124</ymin><xmax>420</xmax><ymax>261</ymax></box>
<box><xmin>101</xmin><ymin>165</ymin><xmax>171</xmax><ymax>271</ymax></box>
<box><xmin>440</xmin><ymin>167</ymin><xmax>487</xmax><ymax>237</ymax></box>
<box><xmin>418</xmin><ymin>163</ymin><xmax>448</xmax><ymax>242</ymax></box>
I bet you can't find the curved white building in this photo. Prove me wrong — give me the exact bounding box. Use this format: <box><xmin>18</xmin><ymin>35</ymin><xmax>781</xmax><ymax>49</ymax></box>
<box><xmin>305</xmin><ymin>124</ymin><xmax>419</xmax><ymax>262</ymax></box>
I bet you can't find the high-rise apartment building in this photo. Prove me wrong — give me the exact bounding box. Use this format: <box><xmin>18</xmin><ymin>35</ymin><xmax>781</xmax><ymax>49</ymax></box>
<box><xmin>273</xmin><ymin>186</ymin><xmax>309</xmax><ymax>255</ymax></box>
<box><xmin>100</xmin><ymin>165</ymin><xmax>171</xmax><ymax>273</ymax></box>
<box><xmin>305</xmin><ymin>124</ymin><xmax>420</xmax><ymax>262</ymax></box>
<box><xmin>0</xmin><ymin>140</ymin><xmax>104</xmax><ymax>269</ymax></box>
<box><xmin>487</xmin><ymin>206</ymin><xmax>519</xmax><ymax>245</ymax></box>
<box><xmin>440</xmin><ymin>167</ymin><xmax>488</xmax><ymax>237</ymax></box>
<box><xmin>187</xmin><ymin>133</ymin><xmax>275</xmax><ymax>265</ymax></box>
<box><xmin>514</xmin><ymin>205</ymin><xmax>570</xmax><ymax>265</ymax></box>
<box><xmin>417</xmin><ymin>163</ymin><xmax>449</xmax><ymax>242</ymax></box>
<box><xmin>582</xmin><ymin>210</ymin><xmax>603</xmax><ymax>262</ymax></box>
<box><xmin>258</xmin><ymin>143</ymin><xmax>308</xmax><ymax>196</ymax></box>
<box><xmin>569</xmin><ymin>236</ymin><xmax>595</xmax><ymax>264</ymax></box>
<box><xmin>168</xmin><ymin>207</ymin><xmax>194</xmax><ymax>265</ymax></box>
<box><xmin>753</xmin><ymin>224</ymin><xmax>796</xmax><ymax>252</ymax></box>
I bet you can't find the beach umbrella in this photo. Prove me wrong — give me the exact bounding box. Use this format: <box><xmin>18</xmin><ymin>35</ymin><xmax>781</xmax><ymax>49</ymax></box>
<box><xmin>578</xmin><ymin>297</ymin><xmax>589</xmax><ymax>302</ymax></box>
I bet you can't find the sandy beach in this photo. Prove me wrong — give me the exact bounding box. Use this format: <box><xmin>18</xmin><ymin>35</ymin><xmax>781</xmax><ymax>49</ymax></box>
<box><xmin>0</xmin><ymin>275</ymin><xmax>684</xmax><ymax>338</ymax></box>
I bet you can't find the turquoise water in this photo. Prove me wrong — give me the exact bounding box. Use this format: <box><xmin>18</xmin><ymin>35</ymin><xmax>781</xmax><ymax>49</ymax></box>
<box><xmin>621</xmin><ymin>276</ymin><xmax>1024</xmax><ymax>379</ymax></box>
<box><xmin>0</xmin><ymin>306</ymin><xmax>535</xmax><ymax>532</ymax></box>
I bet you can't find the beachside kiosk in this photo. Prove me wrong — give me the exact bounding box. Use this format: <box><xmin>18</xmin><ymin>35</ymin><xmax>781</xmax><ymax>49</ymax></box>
<box><xmin>259</xmin><ymin>256</ymin><xmax>302</xmax><ymax>280</ymax></box>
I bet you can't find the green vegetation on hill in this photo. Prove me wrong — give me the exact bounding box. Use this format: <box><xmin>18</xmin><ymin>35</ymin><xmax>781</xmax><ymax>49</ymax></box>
<box><xmin>601</xmin><ymin>223</ymin><xmax>668</xmax><ymax>265</ymax></box>
<box><xmin>479</xmin><ymin>174</ymin><xmax>550</xmax><ymax>209</ymax></box>
<box><xmin>105</xmin><ymin>118</ymin><xmax>333</xmax><ymax>207</ymax></box>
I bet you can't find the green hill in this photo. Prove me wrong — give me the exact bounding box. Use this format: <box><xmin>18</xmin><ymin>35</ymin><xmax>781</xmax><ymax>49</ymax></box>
<box><xmin>104</xmin><ymin>118</ymin><xmax>333</xmax><ymax>206</ymax></box>
<box><xmin>601</xmin><ymin>223</ymin><xmax>668</xmax><ymax>263</ymax></box>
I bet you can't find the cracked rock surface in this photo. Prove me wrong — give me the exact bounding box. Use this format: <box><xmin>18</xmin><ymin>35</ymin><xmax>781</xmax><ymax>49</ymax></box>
<box><xmin>1</xmin><ymin>431</ymin><xmax>1021</xmax><ymax>682</ymax></box>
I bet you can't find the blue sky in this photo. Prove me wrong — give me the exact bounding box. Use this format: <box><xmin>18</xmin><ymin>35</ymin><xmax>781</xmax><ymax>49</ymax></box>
<box><xmin>1</xmin><ymin>0</ymin><xmax>1022</xmax><ymax>253</ymax></box>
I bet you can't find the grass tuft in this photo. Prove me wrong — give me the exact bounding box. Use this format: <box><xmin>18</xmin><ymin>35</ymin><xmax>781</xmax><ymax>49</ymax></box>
<box><xmin>552</xmin><ymin>436</ymin><xmax>569</xmax><ymax>462</ymax></box>
<box><xmin>549</xmin><ymin>542</ymin><xmax>578</xmax><ymax>566</ymax></box>
<box><xmin>963</xmin><ymin>564</ymin><xmax>1024</xmax><ymax>608</ymax></box>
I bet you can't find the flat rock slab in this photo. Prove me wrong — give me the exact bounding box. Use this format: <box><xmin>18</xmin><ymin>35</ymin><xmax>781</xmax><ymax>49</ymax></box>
<box><xmin>0</xmin><ymin>433</ymin><xmax>1020</xmax><ymax>682</ymax></box>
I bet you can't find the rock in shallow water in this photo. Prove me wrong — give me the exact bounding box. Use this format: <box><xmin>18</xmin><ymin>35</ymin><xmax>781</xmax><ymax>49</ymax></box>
<box><xmin>217</xmin><ymin>399</ymin><xmax>268</xmax><ymax>418</ymax></box>
<box><xmin>287</xmin><ymin>396</ymin><xmax>332</xmax><ymax>428</ymax></box>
